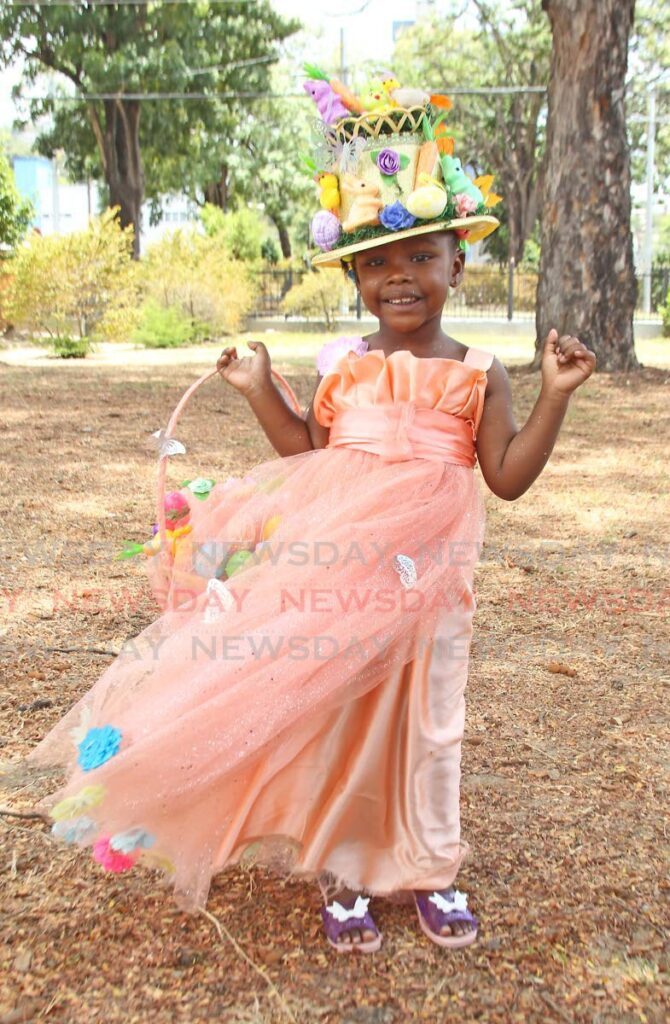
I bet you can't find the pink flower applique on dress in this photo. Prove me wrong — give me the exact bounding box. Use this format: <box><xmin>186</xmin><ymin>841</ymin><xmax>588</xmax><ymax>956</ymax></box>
<box><xmin>92</xmin><ymin>836</ymin><xmax>141</xmax><ymax>873</ymax></box>
<box><xmin>316</xmin><ymin>337</ymin><xmax>369</xmax><ymax>377</ymax></box>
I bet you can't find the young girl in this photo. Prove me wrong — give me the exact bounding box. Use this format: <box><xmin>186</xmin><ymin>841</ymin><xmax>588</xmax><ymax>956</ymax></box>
<box><xmin>14</xmin><ymin>74</ymin><xmax>595</xmax><ymax>954</ymax></box>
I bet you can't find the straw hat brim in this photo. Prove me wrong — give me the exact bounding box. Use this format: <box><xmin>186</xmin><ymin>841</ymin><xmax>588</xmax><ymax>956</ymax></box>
<box><xmin>311</xmin><ymin>215</ymin><xmax>500</xmax><ymax>268</ymax></box>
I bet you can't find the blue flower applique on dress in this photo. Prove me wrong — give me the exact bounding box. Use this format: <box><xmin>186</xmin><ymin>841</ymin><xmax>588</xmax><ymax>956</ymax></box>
<box><xmin>77</xmin><ymin>725</ymin><xmax>122</xmax><ymax>772</ymax></box>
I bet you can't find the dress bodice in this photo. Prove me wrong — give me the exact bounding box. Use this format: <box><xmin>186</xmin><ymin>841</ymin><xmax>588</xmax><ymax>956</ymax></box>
<box><xmin>313</xmin><ymin>337</ymin><xmax>494</xmax><ymax>468</ymax></box>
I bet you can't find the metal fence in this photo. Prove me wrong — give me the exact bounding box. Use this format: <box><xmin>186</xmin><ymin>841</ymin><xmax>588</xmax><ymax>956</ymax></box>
<box><xmin>250</xmin><ymin>264</ymin><xmax>668</xmax><ymax>322</ymax></box>
<box><xmin>636</xmin><ymin>265</ymin><xmax>670</xmax><ymax>319</ymax></box>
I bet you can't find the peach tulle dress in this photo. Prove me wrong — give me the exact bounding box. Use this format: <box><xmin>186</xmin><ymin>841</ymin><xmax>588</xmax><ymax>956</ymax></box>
<box><xmin>21</xmin><ymin>337</ymin><xmax>494</xmax><ymax>913</ymax></box>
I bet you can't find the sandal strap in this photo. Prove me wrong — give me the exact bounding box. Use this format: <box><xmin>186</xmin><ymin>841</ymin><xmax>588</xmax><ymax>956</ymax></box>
<box><xmin>415</xmin><ymin>891</ymin><xmax>478</xmax><ymax>932</ymax></box>
<box><xmin>320</xmin><ymin>905</ymin><xmax>379</xmax><ymax>943</ymax></box>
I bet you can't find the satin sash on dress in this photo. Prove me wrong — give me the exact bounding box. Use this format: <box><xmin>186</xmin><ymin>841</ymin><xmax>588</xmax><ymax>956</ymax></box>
<box><xmin>327</xmin><ymin>401</ymin><xmax>477</xmax><ymax>467</ymax></box>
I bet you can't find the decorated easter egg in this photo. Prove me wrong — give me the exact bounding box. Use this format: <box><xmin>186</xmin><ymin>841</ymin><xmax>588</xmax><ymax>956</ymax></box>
<box><xmin>224</xmin><ymin>550</ymin><xmax>254</xmax><ymax>578</ymax></box>
<box><xmin>165</xmin><ymin>491</ymin><xmax>190</xmax><ymax>526</ymax></box>
<box><xmin>143</xmin><ymin>534</ymin><xmax>163</xmax><ymax>557</ymax></box>
<box><xmin>262</xmin><ymin>515</ymin><xmax>282</xmax><ymax>540</ymax></box>
<box><xmin>311</xmin><ymin>211</ymin><xmax>342</xmax><ymax>252</ymax></box>
<box><xmin>193</xmin><ymin>541</ymin><xmax>233</xmax><ymax>579</ymax></box>
<box><xmin>405</xmin><ymin>185</ymin><xmax>448</xmax><ymax>220</ymax></box>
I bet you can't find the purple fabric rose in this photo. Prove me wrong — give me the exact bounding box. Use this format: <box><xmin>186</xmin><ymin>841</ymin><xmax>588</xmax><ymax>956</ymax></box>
<box><xmin>376</xmin><ymin>148</ymin><xmax>401</xmax><ymax>176</ymax></box>
<box><xmin>379</xmin><ymin>202</ymin><xmax>416</xmax><ymax>232</ymax></box>
<box><xmin>311</xmin><ymin>211</ymin><xmax>341</xmax><ymax>252</ymax></box>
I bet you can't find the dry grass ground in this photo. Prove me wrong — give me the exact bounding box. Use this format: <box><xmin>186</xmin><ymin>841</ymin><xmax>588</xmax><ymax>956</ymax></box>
<box><xmin>0</xmin><ymin>333</ymin><xmax>668</xmax><ymax>1023</ymax></box>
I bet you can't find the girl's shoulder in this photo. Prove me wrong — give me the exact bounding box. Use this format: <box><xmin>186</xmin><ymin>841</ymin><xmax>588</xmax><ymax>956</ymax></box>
<box><xmin>316</xmin><ymin>336</ymin><xmax>368</xmax><ymax>377</ymax></box>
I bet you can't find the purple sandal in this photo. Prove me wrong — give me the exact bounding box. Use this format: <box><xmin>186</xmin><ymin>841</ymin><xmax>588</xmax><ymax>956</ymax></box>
<box><xmin>320</xmin><ymin>895</ymin><xmax>383</xmax><ymax>953</ymax></box>
<box><xmin>413</xmin><ymin>888</ymin><xmax>478</xmax><ymax>949</ymax></box>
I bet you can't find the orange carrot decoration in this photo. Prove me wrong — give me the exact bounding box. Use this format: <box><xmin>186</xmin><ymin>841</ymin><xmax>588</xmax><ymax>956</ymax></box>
<box><xmin>304</xmin><ymin>63</ymin><xmax>365</xmax><ymax>114</ymax></box>
<box><xmin>435</xmin><ymin>123</ymin><xmax>455</xmax><ymax>155</ymax></box>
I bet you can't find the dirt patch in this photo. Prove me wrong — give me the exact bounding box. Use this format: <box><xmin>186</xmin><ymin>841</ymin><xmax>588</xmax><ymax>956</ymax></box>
<box><xmin>1</xmin><ymin>358</ymin><xmax>668</xmax><ymax>1023</ymax></box>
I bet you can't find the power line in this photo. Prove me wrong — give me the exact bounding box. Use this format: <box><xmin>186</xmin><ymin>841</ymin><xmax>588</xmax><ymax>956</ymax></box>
<box><xmin>19</xmin><ymin>84</ymin><xmax>669</xmax><ymax>103</ymax></box>
<box><xmin>30</xmin><ymin>90</ymin><xmax>283</xmax><ymax>99</ymax></box>
<box><xmin>184</xmin><ymin>55</ymin><xmax>275</xmax><ymax>77</ymax></box>
<box><xmin>24</xmin><ymin>85</ymin><xmax>554</xmax><ymax>102</ymax></box>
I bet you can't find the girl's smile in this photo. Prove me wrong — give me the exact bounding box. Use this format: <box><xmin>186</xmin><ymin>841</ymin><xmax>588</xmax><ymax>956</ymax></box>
<box><xmin>352</xmin><ymin>231</ymin><xmax>465</xmax><ymax>344</ymax></box>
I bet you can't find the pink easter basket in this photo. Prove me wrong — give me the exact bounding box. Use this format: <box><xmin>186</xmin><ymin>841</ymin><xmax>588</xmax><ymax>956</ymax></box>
<box><xmin>151</xmin><ymin>365</ymin><xmax>303</xmax><ymax>583</ymax></box>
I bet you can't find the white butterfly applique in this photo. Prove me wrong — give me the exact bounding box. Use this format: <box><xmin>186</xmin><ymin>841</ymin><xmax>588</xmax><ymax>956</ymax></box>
<box><xmin>428</xmin><ymin>889</ymin><xmax>468</xmax><ymax>914</ymax></box>
<box><xmin>324</xmin><ymin>895</ymin><xmax>370</xmax><ymax>922</ymax></box>
<box><xmin>393</xmin><ymin>553</ymin><xmax>418</xmax><ymax>589</ymax></box>
<box><xmin>203</xmin><ymin>578</ymin><xmax>235</xmax><ymax>623</ymax></box>
<box><xmin>338</xmin><ymin>137</ymin><xmax>367</xmax><ymax>174</ymax></box>
<box><xmin>151</xmin><ymin>429</ymin><xmax>186</xmax><ymax>458</ymax></box>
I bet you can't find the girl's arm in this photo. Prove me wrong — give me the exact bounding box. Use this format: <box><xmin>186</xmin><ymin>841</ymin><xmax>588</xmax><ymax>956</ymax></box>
<box><xmin>246</xmin><ymin>372</ymin><xmax>330</xmax><ymax>455</ymax></box>
<box><xmin>217</xmin><ymin>342</ymin><xmax>330</xmax><ymax>456</ymax></box>
<box><xmin>476</xmin><ymin>330</ymin><xmax>596</xmax><ymax>501</ymax></box>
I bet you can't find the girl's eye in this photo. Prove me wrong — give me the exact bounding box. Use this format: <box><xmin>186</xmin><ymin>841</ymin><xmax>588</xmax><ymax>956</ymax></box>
<box><xmin>412</xmin><ymin>253</ymin><xmax>432</xmax><ymax>262</ymax></box>
<box><xmin>366</xmin><ymin>259</ymin><xmax>384</xmax><ymax>268</ymax></box>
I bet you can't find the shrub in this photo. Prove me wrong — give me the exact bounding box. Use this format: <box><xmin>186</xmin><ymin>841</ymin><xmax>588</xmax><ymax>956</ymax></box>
<box><xmin>281</xmin><ymin>269</ymin><xmax>351</xmax><ymax>328</ymax></box>
<box><xmin>6</xmin><ymin>208</ymin><xmax>138</xmax><ymax>355</ymax></box>
<box><xmin>140</xmin><ymin>228</ymin><xmax>256</xmax><ymax>339</ymax></box>
<box><xmin>132</xmin><ymin>299</ymin><xmax>206</xmax><ymax>348</ymax></box>
<box><xmin>52</xmin><ymin>335</ymin><xmax>93</xmax><ymax>358</ymax></box>
<box><xmin>261</xmin><ymin>237</ymin><xmax>280</xmax><ymax>265</ymax></box>
<box><xmin>661</xmin><ymin>289</ymin><xmax>670</xmax><ymax>337</ymax></box>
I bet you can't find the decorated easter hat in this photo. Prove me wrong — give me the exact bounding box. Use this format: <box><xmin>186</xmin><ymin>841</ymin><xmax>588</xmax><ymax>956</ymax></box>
<box><xmin>303</xmin><ymin>65</ymin><xmax>502</xmax><ymax>268</ymax></box>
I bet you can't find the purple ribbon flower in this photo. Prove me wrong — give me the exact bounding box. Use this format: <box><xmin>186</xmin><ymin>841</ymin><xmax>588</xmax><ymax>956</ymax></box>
<box><xmin>376</xmin><ymin>148</ymin><xmax>401</xmax><ymax>176</ymax></box>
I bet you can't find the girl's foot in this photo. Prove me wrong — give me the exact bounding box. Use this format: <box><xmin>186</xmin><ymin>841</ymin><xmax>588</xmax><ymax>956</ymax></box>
<box><xmin>320</xmin><ymin>885</ymin><xmax>382</xmax><ymax>952</ymax></box>
<box><xmin>413</xmin><ymin>886</ymin><xmax>478</xmax><ymax>948</ymax></box>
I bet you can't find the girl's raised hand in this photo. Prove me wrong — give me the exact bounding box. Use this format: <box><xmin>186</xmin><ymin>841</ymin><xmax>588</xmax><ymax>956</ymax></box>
<box><xmin>541</xmin><ymin>329</ymin><xmax>596</xmax><ymax>397</ymax></box>
<box><xmin>216</xmin><ymin>341</ymin><xmax>272</xmax><ymax>397</ymax></box>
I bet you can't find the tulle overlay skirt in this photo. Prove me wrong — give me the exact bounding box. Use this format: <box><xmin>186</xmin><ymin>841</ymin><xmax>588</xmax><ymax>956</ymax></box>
<box><xmin>23</xmin><ymin>446</ymin><xmax>486</xmax><ymax>912</ymax></box>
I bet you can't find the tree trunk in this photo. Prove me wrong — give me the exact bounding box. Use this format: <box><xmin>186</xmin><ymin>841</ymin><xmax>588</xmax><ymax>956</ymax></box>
<box><xmin>268</xmin><ymin>213</ymin><xmax>292</xmax><ymax>259</ymax></box>
<box><xmin>535</xmin><ymin>0</ymin><xmax>638</xmax><ymax>371</ymax></box>
<box><xmin>493</xmin><ymin>92</ymin><xmax>544</xmax><ymax>266</ymax></box>
<box><xmin>88</xmin><ymin>99</ymin><xmax>144</xmax><ymax>258</ymax></box>
<box><xmin>203</xmin><ymin>166</ymin><xmax>229</xmax><ymax>211</ymax></box>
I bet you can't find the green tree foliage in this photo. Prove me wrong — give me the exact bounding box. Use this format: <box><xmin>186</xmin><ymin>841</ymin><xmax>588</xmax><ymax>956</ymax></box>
<box><xmin>146</xmin><ymin>63</ymin><xmax>314</xmax><ymax>259</ymax></box>
<box><xmin>627</xmin><ymin>3</ymin><xmax>670</xmax><ymax>192</ymax></box>
<box><xmin>6</xmin><ymin>208</ymin><xmax>138</xmax><ymax>354</ymax></box>
<box><xmin>201</xmin><ymin>204</ymin><xmax>264</xmax><ymax>263</ymax></box>
<box><xmin>393</xmin><ymin>0</ymin><xmax>551</xmax><ymax>264</ymax></box>
<box><xmin>0</xmin><ymin>1</ymin><xmax>299</xmax><ymax>256</ymax></box>
<box><xmin>0</xmin><ymin>153</ymin><xmax>32</xmax><ymax>249</ymax></box>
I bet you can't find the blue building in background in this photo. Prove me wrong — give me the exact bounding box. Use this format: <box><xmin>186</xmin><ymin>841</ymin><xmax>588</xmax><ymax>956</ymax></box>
<box><xmin>11</xmin><ymin>155</ymin><xmax>94</xmax><ymax>234</ymax></box>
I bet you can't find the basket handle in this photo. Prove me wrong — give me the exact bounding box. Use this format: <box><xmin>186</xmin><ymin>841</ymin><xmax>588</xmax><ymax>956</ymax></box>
<box><xmin>154</xmin><ymin>365</ymin><xmax>303</xmax><ymax>573</ymax></box>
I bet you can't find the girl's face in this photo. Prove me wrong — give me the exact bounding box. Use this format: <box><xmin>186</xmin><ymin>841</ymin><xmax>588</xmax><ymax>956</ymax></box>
<box><xmin>352</xmin><ymin>231</ymin><xmax>465</xmax><ymax>334</ymax></box>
